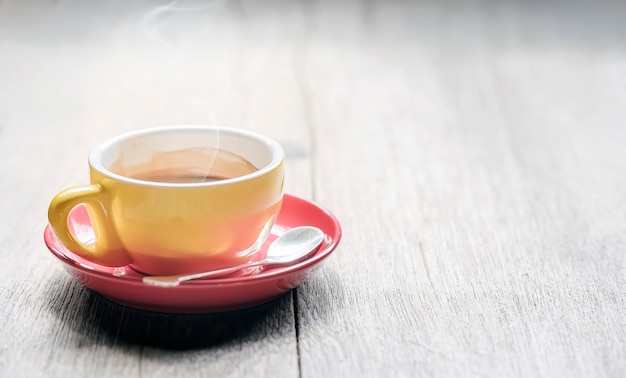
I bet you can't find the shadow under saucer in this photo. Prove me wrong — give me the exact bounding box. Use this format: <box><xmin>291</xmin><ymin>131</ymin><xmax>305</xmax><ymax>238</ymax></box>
<box><xmin>45</xmin><ymin>277</ymin><xmax>296</xmax><ymax>350</ymax></box>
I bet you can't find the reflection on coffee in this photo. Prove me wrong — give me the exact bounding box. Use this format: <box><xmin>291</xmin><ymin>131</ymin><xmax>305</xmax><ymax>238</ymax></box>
<box><xmin>130</xmin><ymin>171</ymin><xmax>228</xmax><ymax>183</ymax></box>
<box><xmin>110</xmin><ymin>147</ymin><xmax>258</xmax><ymax>183</ymax></box>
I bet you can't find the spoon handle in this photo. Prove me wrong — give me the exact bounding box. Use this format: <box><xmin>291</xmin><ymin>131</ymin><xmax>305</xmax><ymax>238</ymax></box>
<box><xmin>143</xmin><ymin>260</ymin><xmax>262</xmax><ymax>287</ymax></box>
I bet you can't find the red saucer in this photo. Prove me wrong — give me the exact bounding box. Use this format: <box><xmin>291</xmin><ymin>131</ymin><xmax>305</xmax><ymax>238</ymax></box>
<box><xmin>43</xmin><ymin>194</ymin><xmax>342</xmax><ymax>313</ymax></box>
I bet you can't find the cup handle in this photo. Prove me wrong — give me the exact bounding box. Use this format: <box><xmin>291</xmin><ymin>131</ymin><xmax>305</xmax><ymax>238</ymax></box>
<box><xmin>48</xmin><ymin>184</ymin><xmax>131</xmax><ymax>266</ymax></box>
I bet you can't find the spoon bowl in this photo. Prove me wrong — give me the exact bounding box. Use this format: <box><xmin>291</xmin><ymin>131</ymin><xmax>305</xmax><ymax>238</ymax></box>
<box><xmin>143</xmin><ymin>226</ymin><xmax>325</xmax><ymax>287</ymax></box>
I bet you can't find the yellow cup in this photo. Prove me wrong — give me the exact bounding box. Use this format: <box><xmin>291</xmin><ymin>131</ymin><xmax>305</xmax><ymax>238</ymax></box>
<box><xmin>48</xmin><ymin>126</ymin><xmax>285</xmax><ymax>276</ymax></box>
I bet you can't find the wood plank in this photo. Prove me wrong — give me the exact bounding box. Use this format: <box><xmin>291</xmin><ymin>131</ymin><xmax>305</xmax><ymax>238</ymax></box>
<box><xmin>297</xmin><ymin>0</ymin><xmax>626</xmax><ymax>377</ymax></box>
<box><xmin>0</xmin><ymin>0</ymin><xmax>308</xmax><ymax>376</ymax></box>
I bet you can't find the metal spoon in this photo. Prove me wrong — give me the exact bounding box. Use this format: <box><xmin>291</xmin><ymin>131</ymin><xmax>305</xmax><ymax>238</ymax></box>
<box><xmin>142</xmin><ymin>226</ymin><xmax>325</xmax><ymax>287</ymax></box>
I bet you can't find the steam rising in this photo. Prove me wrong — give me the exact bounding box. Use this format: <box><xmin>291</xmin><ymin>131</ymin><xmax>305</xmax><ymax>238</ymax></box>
<box><xmin>139</xmin><ymin>0</ymin><xmax>226</xmax><ymax>50</ymax></box>
<box><xmin>139</xmin><ymin>0</ymin><xmax>230</xmax><ymax>180</ymax></box>
<box><xmin>138</xmin><ymin>0</ymin><xmax>229</xmax><ymax>125</ymax></box>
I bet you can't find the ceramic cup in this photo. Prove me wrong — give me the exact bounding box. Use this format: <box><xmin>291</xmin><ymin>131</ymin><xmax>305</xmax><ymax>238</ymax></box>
<box><xmin>48</xmin><ymin>125</ymin><xmax>285</xmax><ymax>276</ymax></box>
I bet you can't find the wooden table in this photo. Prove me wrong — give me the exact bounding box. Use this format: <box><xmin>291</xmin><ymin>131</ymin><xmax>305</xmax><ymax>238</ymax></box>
<box><xmin>1</xmin><ymin>0</ymin><xmax>625</xmax><ymax>376</ymax></box>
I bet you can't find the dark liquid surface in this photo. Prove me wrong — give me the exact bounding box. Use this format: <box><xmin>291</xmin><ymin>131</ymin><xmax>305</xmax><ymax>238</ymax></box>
<box><xmin>110</xmin><ymin>147</ymin><xmax>258</xmax><ymax>184</ymax></box>
<box><xmin>131</xmin><ymin>171</ymin><xmax>227</xmax><ymax>183</ymax></box>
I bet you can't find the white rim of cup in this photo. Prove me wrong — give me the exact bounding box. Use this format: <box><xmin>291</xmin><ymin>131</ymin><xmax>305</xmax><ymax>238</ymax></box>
<box><xmin>88</xmin><ymin>125</ymin><xmax>285</xmax><ymax>188</ymax></box>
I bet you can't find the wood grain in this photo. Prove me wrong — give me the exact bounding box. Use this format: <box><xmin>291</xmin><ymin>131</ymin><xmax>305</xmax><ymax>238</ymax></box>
<box><xmin>1</xmin><ymin>0</ymin><xmax>625</xmax><ymax>377</ymax></box>
<box><xmin>297</xmin><ymin>0</ymin><xmax>626</xmax><ymax>377</ymax></box>
<box><xmin>0</xmin><ymin>1</ymin><xmax>305</xmax><ymax>377</ymax></box>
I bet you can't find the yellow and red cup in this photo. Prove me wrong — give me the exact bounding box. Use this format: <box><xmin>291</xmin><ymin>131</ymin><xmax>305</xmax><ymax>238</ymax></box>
<box><xmin>48</xmin><ymin>125</ymin><xmax>284</xmax><ymax>276</ymax></box>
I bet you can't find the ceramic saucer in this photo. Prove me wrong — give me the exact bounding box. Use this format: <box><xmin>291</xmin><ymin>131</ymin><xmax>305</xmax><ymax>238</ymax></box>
<box><xmin>43</xmin><ymin>194</ymin><xmax>342</xmax><ymax>314</ymax></box>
